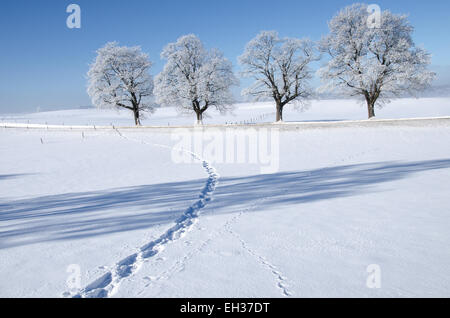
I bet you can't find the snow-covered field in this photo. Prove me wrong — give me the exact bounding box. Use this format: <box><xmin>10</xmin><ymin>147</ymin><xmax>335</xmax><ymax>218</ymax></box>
<box><xmin>1</xmin><ymin>99</ymin><xmax>450</xmax><ymax>298</ymax></box>
<box><xmin>2</xmin><ymin>97</ymin><xmax>450</xmax><ymax>127</ymax></box>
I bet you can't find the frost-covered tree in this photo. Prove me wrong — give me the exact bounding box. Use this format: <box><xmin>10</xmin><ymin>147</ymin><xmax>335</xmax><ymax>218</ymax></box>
<box><xmin>87</xmin><ymin>42</ymin><xmax>154</xmax><ymax>126</ymax></box>
<box><xmin>154</xmin><ymin>34</ymin><xmax>237</xmax><ymax>125</ymax></box>
<box><xmin>318</xmin><ymin>4</ymin><xmax>435</xmax><ymax>118</ymax></box>
<box><xmin>239</xmin><ymin>31</ymin><xmax>317</xmax><ymax>122</ymax></box>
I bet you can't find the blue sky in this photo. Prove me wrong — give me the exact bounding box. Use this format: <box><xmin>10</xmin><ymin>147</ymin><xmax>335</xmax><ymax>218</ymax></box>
<box><xmin>1</xmin><ymin>0</ymin><xmax>449</xmax><ymax>113</ymax></box>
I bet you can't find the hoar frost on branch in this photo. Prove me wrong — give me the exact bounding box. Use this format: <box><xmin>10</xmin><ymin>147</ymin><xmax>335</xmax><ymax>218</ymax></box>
<box><xmin>87</xmin><ymin>42</ymin><xmax>154</xmax><ymax>126</ymax></box>
<box><xmin>318</xmin><ymin>3</ymin><xmax>435</xmax><ymax>119</ymax></box>
<box><xmin>239</xmin><ymin>31</ymin><xmax>318</xmax><ymax>122</ymax></box>
<box><xmin>154</xmin><ymin>34</ymin><xmax>238</xmax><ymax>125</ymax></box>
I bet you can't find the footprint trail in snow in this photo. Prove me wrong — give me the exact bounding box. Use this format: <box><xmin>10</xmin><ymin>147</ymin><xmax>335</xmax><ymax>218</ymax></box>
<box><xmin>68</xmin><ymin>131</ymin><xmax>219</xmax><ymax>298</ymax></box>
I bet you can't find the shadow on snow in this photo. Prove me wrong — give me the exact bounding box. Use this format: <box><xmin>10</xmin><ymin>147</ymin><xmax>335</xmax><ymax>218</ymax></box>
<box><xmin>1</xmin><ymin>159</ymin><xmax>449</xmax><ymax>249</ymax></box>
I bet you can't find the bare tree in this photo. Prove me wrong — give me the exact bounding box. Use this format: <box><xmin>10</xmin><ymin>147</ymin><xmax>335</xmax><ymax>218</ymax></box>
<box><xmin>319</xmin><ymin>4</ymin><xmax>435</xmax><ymax>119</ymax></box>
<box><xmin>239</xmin><ymin>31</ymin><xmax>318</xmax><ymax>122</ymax></box>
<box><xmin>154</xmin><ymin>34</ymin><xmax>237</xmax><ymax>125</ymax></box>
<box><xmin>87</xmin><ymin>42</ymin><xmax>154</xmax><ymax>126</ymax></box>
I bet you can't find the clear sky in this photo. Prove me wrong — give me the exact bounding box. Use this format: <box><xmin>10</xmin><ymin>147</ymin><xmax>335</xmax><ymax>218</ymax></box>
<box><xmin>1</xmin><ymin>0</ymin><xmax>449</xmax><ymax>113</ymax></box>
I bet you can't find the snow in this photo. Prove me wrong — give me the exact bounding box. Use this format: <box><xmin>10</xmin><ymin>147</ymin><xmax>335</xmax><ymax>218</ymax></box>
<box><xmin>2</xmin><ymin>97</ymin><xmax>450</xmax><ymax>127</ymax></box>
<box><xmin>1</xmin><ymin>99</ymin><xmax>450</xmax><ymax>297</ymax></box>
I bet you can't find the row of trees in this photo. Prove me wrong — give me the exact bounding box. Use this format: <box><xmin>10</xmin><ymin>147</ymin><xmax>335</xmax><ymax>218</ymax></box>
<box><xmin>87</xmin><ymin>4</ymin><xmax>435</xmax><ymax>126</ymax></box>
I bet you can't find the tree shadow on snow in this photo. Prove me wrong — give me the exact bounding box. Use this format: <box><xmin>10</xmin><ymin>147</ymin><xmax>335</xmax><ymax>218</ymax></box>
<box><xmin>0</xmin><ymin>159</ymin><xmax>449</xmax><ymax>249</ymax></box>
<box><xmin>0</xmin><ymin>174</ymin><xmax>32</xmax><ymax>181</ymax></box>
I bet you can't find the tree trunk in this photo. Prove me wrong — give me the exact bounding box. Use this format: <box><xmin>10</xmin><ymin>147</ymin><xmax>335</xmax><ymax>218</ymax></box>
<box><xmin>367</xmin><ymin>101</ymin><xmax>376</xmax><ymax>119</ymax></box>
<box><xmin>196</xmin><ymin>111</ymin><xmax>203</xmax><ymax>125</ymax></box>
<box><xmin>364</xmin><ymin>93</ymin><xmax>376</xmax><ymax>119</ymax></box>
<box><xmin>133</xmin><ymin>108</ymin><xmax>141</xmax><ymax>126</ymax></box>
<box><xmin>276</xmin><ymin>101</ymin><xmax>283</xmax><ymax>122</ymax></box>
<box><xmin>130</xmin><ymin>94</ymin><xmax>142</xmax><ymax>126</ymax></box>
